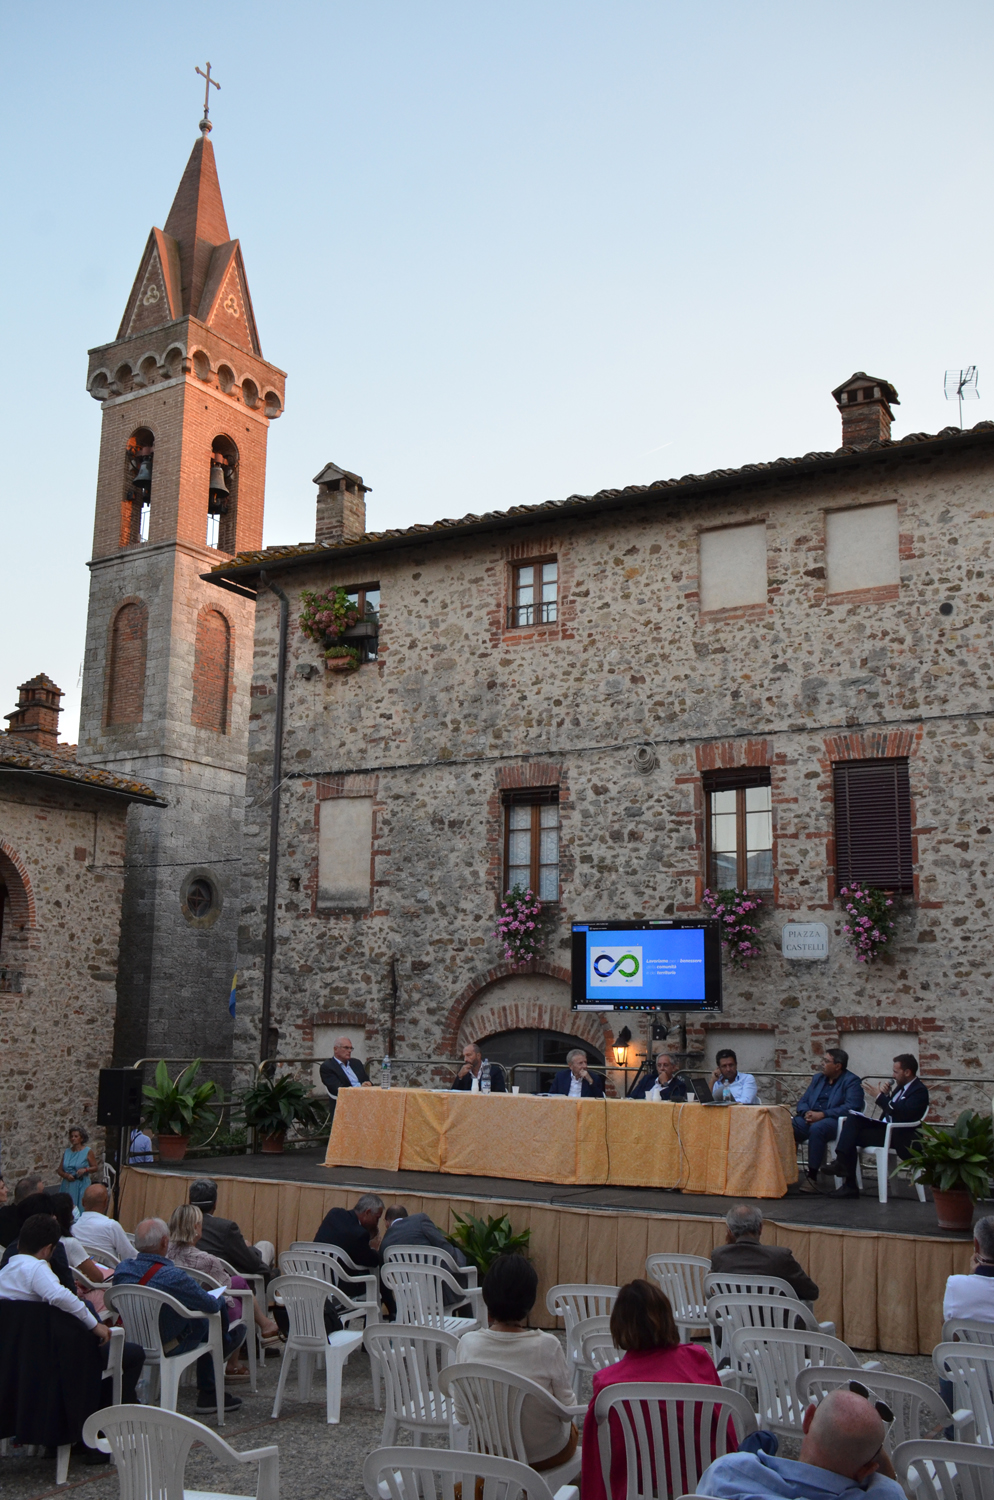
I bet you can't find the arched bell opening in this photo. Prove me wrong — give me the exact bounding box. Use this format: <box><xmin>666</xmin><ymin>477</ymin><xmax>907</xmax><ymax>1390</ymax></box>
<box><xmin>123</xmin><ymin>428</ymin><xmax>154</xmax><ymax>547</ymax></box>
<box><xmin>206</xmin><ymin>435</ymin><xmax>238</xmax><ymax>553</ymax></box>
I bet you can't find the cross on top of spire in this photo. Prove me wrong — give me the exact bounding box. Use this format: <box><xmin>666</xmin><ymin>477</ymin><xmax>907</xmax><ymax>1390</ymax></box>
<box><xmin>196</xmin><ymin>62</ymin><xmax>220</xmax><ymax>136</ymax></box>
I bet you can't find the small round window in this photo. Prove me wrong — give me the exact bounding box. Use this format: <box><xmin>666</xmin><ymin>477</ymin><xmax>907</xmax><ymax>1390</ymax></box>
<box><xmin>186</xmin><ymin>879</ymin><xmax>214</xmax><ymax>918</ymax></box>
<box><xmin>180</xmin><ymin>869</ymin><xmax>222</xmax><ymax>929</ymax></box>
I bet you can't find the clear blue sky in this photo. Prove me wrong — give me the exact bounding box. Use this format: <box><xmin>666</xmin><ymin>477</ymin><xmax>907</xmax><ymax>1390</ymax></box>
<box><xmin>2</xmin><ymin>2</ymin><xmax>992</xmax><ymax>740</ymax></box>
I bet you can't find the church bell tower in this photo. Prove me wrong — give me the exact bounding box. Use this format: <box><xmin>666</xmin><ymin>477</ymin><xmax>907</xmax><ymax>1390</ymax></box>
<box><xmin>78</xmin><ymin>103</ymin><xmax>286</xmax><ymax>1065</ymax></box>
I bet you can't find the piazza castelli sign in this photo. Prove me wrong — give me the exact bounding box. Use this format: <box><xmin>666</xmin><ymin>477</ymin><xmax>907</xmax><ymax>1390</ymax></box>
<box><xmin>780</xmin><ymin>922</ymin><xmax>830</xmax><ymax>961</ymax></box>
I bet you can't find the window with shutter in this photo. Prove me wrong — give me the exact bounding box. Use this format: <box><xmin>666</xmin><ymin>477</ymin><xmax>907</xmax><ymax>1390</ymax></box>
<box><xmin>833</xmin><ymin>758</ymin><xmax>913</xmax><ymax>892</ymax></box>
<box><xmin>702</xmin><ymin>768</ymin><xmax>773</xmax><ymax>891</ymax></box>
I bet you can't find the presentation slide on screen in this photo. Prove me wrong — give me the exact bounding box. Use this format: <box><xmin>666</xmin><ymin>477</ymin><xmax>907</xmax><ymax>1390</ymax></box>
<box><xmin>578</xmin><ymin>926</ymin><xmax>706</xmax><ymax>1003</ymax></box>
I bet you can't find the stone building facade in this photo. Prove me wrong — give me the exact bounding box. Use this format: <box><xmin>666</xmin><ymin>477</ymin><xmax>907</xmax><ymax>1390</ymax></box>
<box><xmin>209</xmin><ymin>377</ymin><xmax>994</xmax><ymax>1116</ymax></box>
<box><xmin>0</xmin><ymin>676</ymin><xmax>163</xmax><ymax>1177</ymax></box>
<box><xmin>77</xmin><ymin>123</ymin><xmax>285</xmax><ymax>1065</ymax></box>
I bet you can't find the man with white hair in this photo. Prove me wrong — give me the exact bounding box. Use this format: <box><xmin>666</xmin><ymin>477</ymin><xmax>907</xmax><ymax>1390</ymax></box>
<box><xmin>550</xmin><ymin>1049</ymin><xmax>606</xmax><ymax>1098</ymax></box>
<box><xmin>699</xmin><ymin>1386</ymin><xmax>903</xmax><ymax>1500</ymax></box>
<box><xmin>319</xmin><ymin>1036</ymin><xmax>372</xmax><ymax>1099</ymax></box>
<box><xmin>113</xmin><ymin>1217</ymin><xmax>246</xmax><ymax>1414</ymax></box>
<box><xmin>75</xmin><ymin>1182</ymin><xmax>134</xmax><ymax>1262</ymax></box>
<box><xmin>710</xmin><ymin>1203</ymin><xmax>819</xmax><ymax>1303</ymax></box>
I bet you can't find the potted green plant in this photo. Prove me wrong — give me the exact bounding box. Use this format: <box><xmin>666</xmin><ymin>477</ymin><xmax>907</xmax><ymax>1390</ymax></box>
<box><xmin>446</xmin><ymin>1211</ymin><xmax>531</xmax><ymax>1275</ymax></box>
<box><xmin>901</xmin><ymin>1110</ymin><xmax>994</xmax><ymax>1231</ymax></box>
<box><xmin>142</xmin><ymin>1060</ymin><xmax>219</xmax><ymax>1162</ymax></box>
<box><xmin>240</xmin><ymin>1073</ymin><xmax>327</xmax><ymax>1153</ymax></box>
<box><xmin>324</xmin><ymin>645</ymin><xmax>360</xmax><ymax>673</ymax></box>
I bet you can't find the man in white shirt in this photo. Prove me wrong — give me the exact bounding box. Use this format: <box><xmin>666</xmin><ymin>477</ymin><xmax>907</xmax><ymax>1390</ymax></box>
<box><xmin>711</xmin><ymin>1048</ymin><xmax>760</xmax><ymax>1104</ymax></box>
<box><xmin>0</xmin><ymin>1212</ymin><xmax>110</xmax><ymax>1339</ymax></box>
<box><xmin>550</xmin><ymin>1049</ymin><xmax>606</xmax><ymax>1099</ymax></box>
<box><xmin>944</xmin><ymin>1215</ymin><xmax>994</xmax><ymax>1324</ymax></box>
<box><xmin>74</xmin><ymin>1184</ymin><xmax>134</xmax><ymax>1262</ymax></box>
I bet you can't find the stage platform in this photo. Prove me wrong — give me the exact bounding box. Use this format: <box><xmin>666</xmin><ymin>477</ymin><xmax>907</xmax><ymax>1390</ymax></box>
<box><xmin>120</xmin><ymin>1152</ymin><xmax>981</xmax><ymax>1358</ymax></box>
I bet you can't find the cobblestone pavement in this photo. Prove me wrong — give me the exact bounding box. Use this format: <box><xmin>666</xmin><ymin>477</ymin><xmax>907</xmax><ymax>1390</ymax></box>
<box><xmin>0</xmin><ymin>1339</ymin><xmax>943</xmax><ymax>1500</ymax></box>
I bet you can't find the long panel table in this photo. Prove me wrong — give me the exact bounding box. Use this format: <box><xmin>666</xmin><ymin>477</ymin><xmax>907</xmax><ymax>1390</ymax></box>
<box><xmin>324</xmin><ymin>1089</ymin><xmax>798</xmax><ymax>1197</ymax></box>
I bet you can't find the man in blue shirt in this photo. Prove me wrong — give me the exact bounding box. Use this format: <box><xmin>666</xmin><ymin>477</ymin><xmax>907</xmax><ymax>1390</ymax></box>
<box><xmin>793</xmin><ymin>1049</ymin><xmax>865</xmax><ymax>1193</ymax></box>
<box><xmin>699</xmin><ymin>1386</ymin><xmax>904</xmax><ymax>1500</ymax></box>
<box><xmin>113</xmin><ymin>1217</ymin><xmax>245</xmax><ymax>1414</ymax></box>
<box><xmin>711</xmin><ymin>1049</ymin><xmax>759</xmax><ymax>1104</ymax></box>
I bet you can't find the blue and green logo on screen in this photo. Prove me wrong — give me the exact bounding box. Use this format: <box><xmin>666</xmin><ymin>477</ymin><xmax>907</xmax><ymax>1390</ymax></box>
<box><xmin>589</xmin><ymin>945</ymin><xmax>643</xmax><ymax>989</ymax></box>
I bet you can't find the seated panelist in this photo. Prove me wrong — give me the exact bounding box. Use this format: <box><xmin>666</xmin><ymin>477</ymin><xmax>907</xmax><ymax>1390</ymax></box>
<box><xmin>319</xmin><ymin>1036</ymin><xmax>372</xmax><ymax>1098</ymax></box>
<box><xmin>451</xmin><ymin>1041</ymin><xmax>508</xmax><ymax>1092</ymax></box>
<box><xmin>550</xmin><ymin>1049</ymin><xmax>606</xmax><ymax>1098</ymax></box>
<box><xmin>629</xmin><ymin>1052</ymin><xmax>689</xmax><ymax>1102</ymax></box>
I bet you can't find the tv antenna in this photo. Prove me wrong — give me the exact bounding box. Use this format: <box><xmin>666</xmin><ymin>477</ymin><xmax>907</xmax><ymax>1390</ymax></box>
<box><xmin>944</xmin><ymin>366</ymin><xmax>979</xmax><ymax>429</ymax></box>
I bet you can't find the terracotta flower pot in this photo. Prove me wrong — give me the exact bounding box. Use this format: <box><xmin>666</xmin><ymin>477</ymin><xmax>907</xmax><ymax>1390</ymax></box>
<box><xmin>260</xmin><ymin>1130</ymin><xmax>286</xmax><ymax>1154</ymax></box>
<box><xmin>325</xmin><ymin>655</ymin><xmax>358</xmax><ymax>673</ymax></box>
<box><xmin>157</xmin><ymin>1133</ymin><xmax>189</xmax><ymax>1162</ymax></box>
<box><xmin>932</xmin><ymin>1187</ymin><xmax>975</xmax><ymax>1232</ymax></box>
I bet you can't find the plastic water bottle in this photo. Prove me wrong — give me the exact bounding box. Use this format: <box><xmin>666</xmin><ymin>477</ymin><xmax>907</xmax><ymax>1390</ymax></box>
<box><xmin>722</xmin><ymin>1081</ymin><xmax>732</xmax><ymax>1103</ymax></box>
<box><xmin>380</xmin><ymin>1054</ymin><xmax>391</xmax><ymax>1090</ymax></box>
<box><xmin>481</xmin><ymin>1059</ymin><xmax>492</xmax><ymax>1095</ymax></box>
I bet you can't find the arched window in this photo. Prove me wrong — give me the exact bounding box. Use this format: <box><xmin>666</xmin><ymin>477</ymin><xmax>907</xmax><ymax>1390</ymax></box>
<box><xmin>206</xmin><ymin>435</ymin><xmax>238</xmax><ymax>553</ymax></box>
<box><xmin>122</xmin><ymin>428</ymin><xmax>154</xmax><ymax>547</ymax></box>
<box><xmin>106</xmin><ymin>601</ymin><xmax>148</xmax><ymax>725</ymax></box>
<box><xmin>0</xmin><ymin>844</ymin><xmax>35</xmax><ymax>992</ymax></box>
<box><xmin>191</xmin><ymin>608</ymin><xmax>231</xmax><ymax>734</ymax></box>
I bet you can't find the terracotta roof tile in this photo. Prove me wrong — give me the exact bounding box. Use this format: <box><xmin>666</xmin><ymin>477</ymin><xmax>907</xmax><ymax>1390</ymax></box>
<box><xmin>0</xmin><ymin>736</ymin><xmax>165</xmax><ymax>805</ymax></box>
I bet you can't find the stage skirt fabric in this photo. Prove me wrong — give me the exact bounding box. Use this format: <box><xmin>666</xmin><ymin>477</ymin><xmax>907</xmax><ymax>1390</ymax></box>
<box><xmin>324</xmin><ymin>1089</ymin><xmax>798</xmax><ymax>1197</ymax></box>
<box><xmin>119</xmin><ymin>1165</ymin><xmax>972</xmax><ymax>1356</ymax></box>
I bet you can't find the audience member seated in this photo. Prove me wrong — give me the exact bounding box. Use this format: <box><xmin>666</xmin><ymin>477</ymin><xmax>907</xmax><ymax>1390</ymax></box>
<box><xmin>698</xmin><ymin>1386</ymin><xmax>903</xmax><ymax>1500</ymax></box>
<box><xmin>1</xmin><ymin>1193</ymin><xmax>77</xmax><ymax>1292</ymax></box>
<box><xmin>187</xmin><ymin>1178</ymin><xmax>276</xmax><ymax>1287</ymax></box>
<box><xmin>711</xmin><ymin>1204</ymin><xmax>819</xmax><ymax>1302</ymax></box>
<box><xmin>629</xmin><ymin>1052</ymin><xmax>690</xmax><ymax>1102</ymax></box>
<box><xmin>0</xmin><ymin>1212</ymin><xmax>144</xmax><ymax>1409</ymax></box>
<box><xmin>451</xmin><ymin>1041</ymin><xmax>508</xmax><ymax>1093</ymax></box>
<box><xmin>381</xmin><ymin>1205</ymin><xmax>469</xmax><ymax>1307</ymax></box>
<box><xmin>315</xmin><ymin>1192</ymin><xmax>395</xmax><ymax>1318</ymax></box>
<box><xmin>712</xmin><ymin>1049</ymin><xmax>760</xmax><ymax>1104</ymax></box>
<box><xmin>168</xmin><ymin>1203</ymin><xmax>280</xmax><ymax>1353</ymax></box>
<box><xmin>792</xmin><ymin>1049</ymin><xmax>864</xmax><ymax>1194</ymax></box>
<box><xmin>319</xmin><ymin>1036</ymin><xmax>372</xmax><ymax>1101</ymax></box>
<box><xmin>0</xmin><ymin>1174</ymin><xmax>44</xmax><ymax>1246</ymax></box>
<box><xmin>581</xmin><ymin>1278</ymin><xmax>733</xmax><ymax>1500</ymax></box>
<box><xmin>830</xmin><ymin>1053</ymin><xmax>930</xmax><ymax>1199</ymax></box>
<box><xmin>47</xmin><ymin>1192</ymin><xmax>108</xmax><ymax>1286</ymax></box>
<box><xmin>456</xmin><ymin>1253</ymin><xmax>576</xmax><ymax>1469</ymax></box>
<box><xmin>75</xmin><ymin>1183</ymin><xmax>134</xmax><ymax>1261</ymax></box>
<box><xmin>113</xmin><ymin>1216</ymin><xmax>246</xmax><ymax>1414</ymax></box>
<box><xmin>937</xmin><ymin>1214</ymin><xmax>994</xmax><ymax>1416</ymax></box>
<box><xmin>550</xmin><ymin>1049</ymin><xmax>607</xmax><ymax>1099</ymax></box>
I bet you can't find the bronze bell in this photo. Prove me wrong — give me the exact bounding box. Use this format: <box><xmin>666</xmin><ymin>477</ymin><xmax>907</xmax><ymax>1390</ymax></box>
<box><xmin>134</xmin><ymin>457</ymin><xmax>153</xmax><ymax>487</ymax></box>
<box><xmin>208</xmin><ymin>463</ymin><xmax>230</xmax><ymax>515</ymax></box>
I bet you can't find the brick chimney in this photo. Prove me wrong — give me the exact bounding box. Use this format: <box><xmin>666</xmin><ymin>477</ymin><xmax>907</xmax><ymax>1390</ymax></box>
<box><xmin>4</xmin><ymin>673</ymin><xmax>64</xmax><ymax>751</ymax></box>
<box><xmin>313</xmin><ymin>462</ymin><xmax>369</xmax><ymax>545</ymax></box>
<box><xmin>832</xmin><ymin>372</ymin><xmax>900</xmax><ymax>448</ymax></box>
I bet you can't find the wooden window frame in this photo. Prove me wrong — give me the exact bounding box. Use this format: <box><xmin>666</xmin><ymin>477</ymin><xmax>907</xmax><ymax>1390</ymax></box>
<box><xmin>703</xmin><ymin>768</ymin><xmax>773</xmax><ymax>892</ymax></box>
<box><xmin>507</xmin><ymin>557</ymin><xmax>559</xmax><ymax>630</ymax></box>
<box><xmin>502</xmin><ymin>788</ymin><xmax>560</xmax><ymax>901</ymax></box>
<box><xmin>833</xmin><ymin>757</ymin><xmax>913</xmax><ymax>893</ymax></box>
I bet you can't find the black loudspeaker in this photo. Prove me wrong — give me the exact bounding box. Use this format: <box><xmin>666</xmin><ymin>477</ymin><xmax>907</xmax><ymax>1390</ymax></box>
<box><xmin>97</xmin><ymin>1068</ymin><xmax>143</xmax><ymax>1128</ymax></box>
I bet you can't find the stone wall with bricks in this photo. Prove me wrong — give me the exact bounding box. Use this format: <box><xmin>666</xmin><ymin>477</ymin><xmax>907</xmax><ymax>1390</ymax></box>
<box><xmin>234</xmin><ymin>440</ymin><xmax>994</xmax><ymax>1117</ymax></box>
<box><xmin>0</xmin><ymin>775</ymin><xmax>130</xmax><ymax>1177</ymax></box>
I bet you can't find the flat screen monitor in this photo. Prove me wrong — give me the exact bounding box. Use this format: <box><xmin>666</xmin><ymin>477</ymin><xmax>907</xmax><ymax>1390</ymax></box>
<box><xmin>571</xmin><ymin>920</ymin><xmax>723</xmax><ymax>1012</ymax></box>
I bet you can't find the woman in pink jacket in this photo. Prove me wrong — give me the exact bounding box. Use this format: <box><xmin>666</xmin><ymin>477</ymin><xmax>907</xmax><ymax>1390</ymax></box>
<box><xmin>581</xmin><ymin>1279</ymin><xmax>735</xmax><ymax>1500</ymax></box>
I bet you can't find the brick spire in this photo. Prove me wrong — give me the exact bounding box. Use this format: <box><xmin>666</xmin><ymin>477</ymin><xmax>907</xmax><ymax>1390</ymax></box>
<box><xmin>4</xmin><ymin>673</ymin><xmax>64</xmax><ymax>751</ymax></box>
<box><xmin>163</xmin><ymin>136</ymin><xmax>231</xmax><ymax>319</ymax></box>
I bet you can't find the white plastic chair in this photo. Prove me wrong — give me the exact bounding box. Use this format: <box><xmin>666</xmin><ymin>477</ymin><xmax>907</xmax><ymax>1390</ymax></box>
<box><xmin>278</xmin><ymin>1252</ymin><xmax>382</xmax><ymax>1406</ymax></box>
<box><xmin>284</xmin><ymin>1244</ymin><xmax>379</xmax><ymax>1310</ymax></box>
<box><xmin>269</xmin><ymin>1273</ymin><xmax>364</xmax><ymax>1424</ymax></box>
<box><xmin>78</xmin><ymin>1240</ymin><xmax>120</xmax><ymax>1268</ymax></box>
<box><xmin>103</xmin><ymin>1283</ymin><xmax>230</xmax><ymax>1426</ymax></box>
<box><xmin>82</xmin><ymin>1404</ymin><xmax>279</xmax><ymax>1500</ymax></box>
<box><xmin>854</xmin><ymin>1108</ymin><xmax>929</xmax><ymax>1203</ymax></box>
<box><xmin>364</xmin><ymin>1325</ymin><xmax>459</xmax><ymax>1445</ymax></box>
<box><xmin>213</xmin><ymin>1255</ymin><xmax>268</xmax><ymax>1319</ymax></box>
<box><xmin>644</xmin><ymin>1255</ymin><xmax>710</xmax><ymax>1337</ymax></box>
<box><xmin>381</xmin><ymin>1263</ymin><xmax>482</xmax><ymax>1334</ymax></box>
<box><xmin>546</xmin><ymin>1284</ymin><xmax>619</xmax><ymax>1397</ymax></box>
<box><xmin>440</xmin><ymin>1364</ymin><xmax>585</xmax><ymax>1490</ymax></box>
<box><xmin>592</xmin><ymin>1381</ymin><xmax>756</xmax><ymax>1500</ymax></box>
<box><xmin>571</xmin><ymin>1315</ymin><xmax>622</xmax><ymax>1385</ymax></box>
<box><xmin>796</xmin><ymin>1365</ymin><xmax>976</xmax><ymax>1451</ymax></box>
<box><xmin>725</xmin><ymin>1326</ymin><xmax>865</xmax><ymax>1436</ymax></box>
<box><xmin>704</xmin><ymin>1272</ymin><xmax>796</xmax><ymax>1302</ymax></box>
<box><xmin>706</xmin><ymin>1292</ymin><xmax>835</xmax><ymax>1369</ymax></box>
<box><xmin>382</xmin><ymin>1244</ymin><xmax>480</xmax><ymax>1304</ymax></box>
<box><xmin>895</xmin><ymin>1439</ymin><xmax>994</xmax><ymax>1500</ymax></box>
<box><xmin>183</xmin><ymin>1264</ymin><xmax>256</xmax><ymax>1392</ymax></box>
<box><xmin>363</xmin><ymin>1446</ymin><xmax>578</xmax><ymax>1500</ymax></box>
<box><xmin>942</xmin><ymin>1317</ymin><xmax>994</xmax><ymax>1346</ymax></box>
<box><xmin>933</xmin><ymin>1341</ymin><xmax>994</xmax><ymax>1446</ymax></box>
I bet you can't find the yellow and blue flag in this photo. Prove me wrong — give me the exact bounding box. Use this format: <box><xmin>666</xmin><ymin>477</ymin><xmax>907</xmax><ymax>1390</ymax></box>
<box><xmin>228</xmin><ymin>973</ymin><xmax>237</xmax><ymax>1019</ymax></box>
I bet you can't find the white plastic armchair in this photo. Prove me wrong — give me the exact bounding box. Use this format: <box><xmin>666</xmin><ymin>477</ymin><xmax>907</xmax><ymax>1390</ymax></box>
<box><xmin>570</xmin><ymin>1315</ymin><xmax>622</xmax><ymax>1387</ymax></box>
<box><xmin>933</xmin><ymin>1341</ymin><xmax>994</xmax><ymax>1447</ymax></box>
<box><xmin>363</xmin><ymin>1324</ymin><xmax>459</xmax><ymax>1445</ymax></box>
<box><xmin>644</xmin><ymin>1254</ymin><xmax>711</xmax><ymax>1337</ymax></box>
<box><xmin>726</xmin><ymin>1327</ymin><xmax>866</xmax><ymax>1436</ymax></box>
<box><xmin>381</xmin><ymin>1263</ymin><xmax>482</xmax><ymax>1334</ymax></box>
<box><xmin>213</xmin><ymin>1255</ymin><xmax>267</xmax><ymax>1316</ymax></box>
<box><xmin>545</xmin><ymin>1284</ymin><xmax>619</xmax><ymax>1397</ymax></box>
<box><xmin>591</xmin><ymin>1381</ymin><xmax>756</xmax><ymax>1500</ymax></box>
<box><xmin>895</xmin><ymin>1439</ymin><xmax>994</xmax><ymax>1500</ymax></box>
<box><xmin>796</xmin><ymin>1365</ymin><xmax>976</xmax><ymax>1451</ymax></box>
<box><xmin>182</xmin><ymin>1263</ymin><xmax>256</xmax><ymax>1392</ymax></box>
<box><xmin>268</xmin><ymin>1274</ymin><xmax>364</xmax><ymax>1424</ymax></box>
<box><xmin>77</xmin><ymin>1241</ymin><xmax>120</xmax><ymax>1268</ymax></box>
<box><xmin>942</xmin><ymin>1317</ymin><xmax>994</xmax><ymax>1346</ymax></box>
<box><xmin>362</xmin><ymin>1446</ymin><xmax>578</xmax><ymax>1500</ymax></box>
<box><xmin>82</xmin><ymin>1404</ymin><xmax>279</xmax><ymax>1500</ymax></box>
<box><xmin>706</xmin><ymin>1292</ymin><xmax>835</xmax><ymax>1370</ymax></box>
<box><xmin>102</xmin><ymin>1283</ymin><xmax>230</xmax><ymax>1425</ymax></box>
<box><xmin>439</xmin><ymin>1364</ymin><xmax>586</xmax><ymax>1491</ymax></box>
<box><xmin>285</xmin><ymin>1243</ymin><xmax>379</xmax><ymax>1310</ymax></box>
<box><xmin>856</xmin><ymin>1108</ymin><xmax>929</xmax><ymax>1204</ymax></box>
<box><xmin>382</xmin><ymin>1244</ymin><xmax>480</xmax><ymax>1296</ymax></box>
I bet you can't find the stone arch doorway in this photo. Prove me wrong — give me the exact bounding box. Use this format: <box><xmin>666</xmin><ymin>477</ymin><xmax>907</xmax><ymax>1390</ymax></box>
<box><xmin>480</xmin><ymin>1027</ymin><xmax>604</xmax><ymax>1094</ymax></box>
<box><xmin>455</xmin><ymin>970</ymin><xmax>613</xmax><ymax>1093</ymax></box>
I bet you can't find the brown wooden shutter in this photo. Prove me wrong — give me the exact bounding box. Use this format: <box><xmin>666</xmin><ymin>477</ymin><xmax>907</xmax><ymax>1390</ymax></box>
<box><xmin>833</xmin><ymin>759</ymin><xmax>912</xmax><ymax>891</ymax></box>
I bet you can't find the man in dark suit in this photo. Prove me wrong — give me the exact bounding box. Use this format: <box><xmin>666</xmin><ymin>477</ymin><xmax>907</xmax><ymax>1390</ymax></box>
<box><xmin>187</xmin><ymin>1179</ymin><xmax>276</xmax><ymax>1287</ymax></box>
<box><xmin>830</xmin><ymin>1054</ymin><xmax>929</xmax><ymax>1199</ymax></box>
<box><xmin>629</xmin><ymin>1052</ymin><xmax>690</xmax><ymax>1102</ymax></box>
<box><xmin>450</xmin><ymin>1041</ymin><xmax>507</xmax><ymax>1093</ymax></box>
<box><xmin>315</xmin><ymin>1193</ymin><xmax>384</xmax><ymax>1269</ymax></box>
<box><xmin>550</xmin><ymin>1048</ymin><xmax>606</xmax><ymax>1098</ymax></box>
<box><xmin>792</xmin><ymin>1048</ymin><xmax>865</xmax><ymax>1193</ymax></box>
<box><xmin>710</xmin><ymin>1203</ymin><xmax>819</xmax><ymax>1302</ymax></box>
<box><xmin>319</xmin><ymin>1036</ymin><xmax>372</xmax><ymax>1100</ymax></box>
